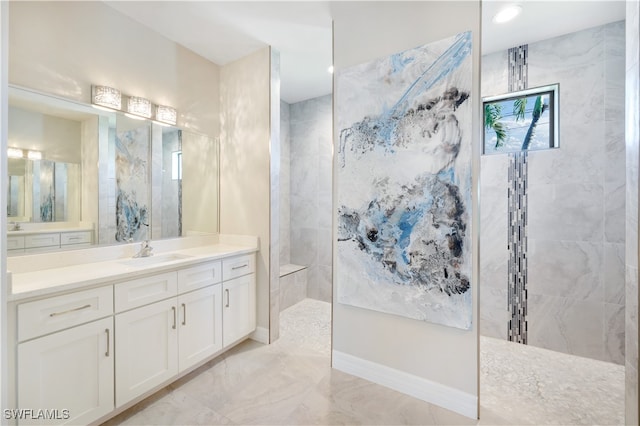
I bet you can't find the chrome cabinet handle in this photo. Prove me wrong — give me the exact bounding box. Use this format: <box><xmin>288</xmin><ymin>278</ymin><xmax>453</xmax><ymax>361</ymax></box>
<box><xmin>172</xmin><ymin>306</ymin><xmax>177</xmax><ymax>330</ymax></box>
<box><xmin>105</xmin><ymin>328</ymin><xmax>110</xmax><ymax>357</ymax></box>
<box><xmin>232</xmin><ymin>264</ymin><xmax>248</xmax><ymax>270</ymax></box>
<box><xmin>49</xmin><ymin>304</ymin><xmax>91</xmax><ymax>317</ymax></box>
<box><xmin>181</xmin><ymin>303</ymin><xmax>186</xmax><ymax>326</ymax></box>
<box><xmin>225</xmin><ymin>289</ymin><xmax>230</xmax><ymax>308</ymax></box>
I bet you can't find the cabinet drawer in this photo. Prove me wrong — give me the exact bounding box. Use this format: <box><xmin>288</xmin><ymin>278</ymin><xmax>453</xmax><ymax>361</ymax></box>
<box><xmin>61</xmin><ymin>231</ymin><xmax>92</xmax><ymax>245</ymax></box>
<box><xmin>25</xmin><ymin>233</ymin><xmax>60</xmax><ymax>248</ymax></box>
<box><xmin>7</xmin><ymin>235</ymin><xmax>25</xmax><ymax>250</ymax></box>
<box><xmin>177</xmin><ymin>261</ymin><xmax>222</xmax><ymax>293</ymax></box>
<box><xmin>222</xmin><ymin>254</ymin><xmax>255</xmax><ymax>281</ymax></box>
<box><xmin>115</xmin><ymin>272</ymin><xmax>178</xmax><ymax>312</ymax></box>
<box><xmin>18</xmin><ymin>286</ymin><xmax>113</xmax><ymax>342</ymax></box>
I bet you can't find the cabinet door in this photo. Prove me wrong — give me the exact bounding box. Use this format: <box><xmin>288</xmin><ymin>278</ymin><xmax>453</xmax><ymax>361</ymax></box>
<box><xmin>222</xmin><ymin>273</ymin><xmax>256</xmax><ymax>347</ymax></box>
<box><xmin>17</xmin><ymin>317</ymin><xmax>114</xmax><ymax>425</ymax></box>
<box><xmin>178</xmin><ymin>285</ymin><xmax>223</xmax><ymax>372</ymax></box>
<box><xmin>115</xmin><ymin>298</ymin><xmax>178</xmax><ymax>407</ymax></box>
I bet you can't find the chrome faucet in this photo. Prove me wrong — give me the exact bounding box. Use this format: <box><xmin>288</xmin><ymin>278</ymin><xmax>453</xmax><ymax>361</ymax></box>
<box><xmin>133</xmin><ymin>240</ymin><xmax>153</xmax><ymax>258</ymax></box>
<box><xmin>9</xmin><ymin>221</ymin><xmax>22</xmax><ymax>231</ymax></box>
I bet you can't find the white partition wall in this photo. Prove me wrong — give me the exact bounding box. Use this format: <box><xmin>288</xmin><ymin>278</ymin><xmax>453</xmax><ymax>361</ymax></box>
<box><xmin>331</xmin><ymin>1</ymin><xmax>481</xmax><ymax>419</ymax></box>
<box><xmin>219</xmin><ymin>47</ymin><xmax>272</xmax><ymax>341</ymax></box>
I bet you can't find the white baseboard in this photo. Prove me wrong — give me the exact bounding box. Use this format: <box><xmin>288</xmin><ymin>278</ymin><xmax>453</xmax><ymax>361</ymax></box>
<box><xmin>250</xmin><ymin>326</ymin><xmax>270</xmax><ymax>344</ymax></box>
<box><xmin>332</xmin><ymin>350</ymin><xmax>477</xmax><ymax>419</ymax></box>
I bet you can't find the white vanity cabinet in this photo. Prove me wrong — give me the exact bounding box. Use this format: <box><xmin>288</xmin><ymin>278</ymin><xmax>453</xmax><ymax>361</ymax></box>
<box><xmin>16</xmin><ymin>287</ymin><xmax>114</xmax><ymax>425</ymax></box>
<box><xmin>9</xmin><ymin>230</ymin><xmax>93</xmax><ymax>255</ymax></box>
<box><xmin>115</xmin><ymin>297</ymin><xmax>178</xmax><ymax>407</ymax></box>
<box><xmin>222</xmin><ymin>255</ymin><xmax>256</xmax><ymax>347</ymax></box>
<box><xmin>11</xmin><ymin>250</ymin><xmax>256</xmax><ymax>425</ymax></box>
<box><xmin>7</xmin><ymin>235</ymin><xmax>25</xmax><ymax>253</ymax></box>
<box><xmin>115</xmin><ymin>261</ymin><xmax>224</xmax><ymax>406</ymax></box>
<box><xmin>178</xmin><ymin>284</ymin><xmax>223</xmax><ymax>371</ymax></box>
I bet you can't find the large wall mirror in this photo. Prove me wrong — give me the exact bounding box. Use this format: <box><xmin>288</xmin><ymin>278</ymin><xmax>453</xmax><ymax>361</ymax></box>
<box><xmin>6</xmin><ymin>85</ymin><xmax>219</xmax><ymax>255</ymax></box>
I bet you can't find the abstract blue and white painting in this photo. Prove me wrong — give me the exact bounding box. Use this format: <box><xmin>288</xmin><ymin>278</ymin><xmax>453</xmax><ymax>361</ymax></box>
<box><xmin>336</xmin><ymin>32</ymin><xmax>473</xmax><ymax>330</ymax></box>
<box><xmin>38</xmin><ymin>160</ymin><xmax>55</xmax><ymax>222</ymax></box>
<box><xmin>115</xmin><ymin>126</ymin><xmax>150</xmax><ymax>242</ymax></box>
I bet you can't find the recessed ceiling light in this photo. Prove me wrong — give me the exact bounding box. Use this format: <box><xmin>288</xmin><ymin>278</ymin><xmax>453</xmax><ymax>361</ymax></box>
<box><xmin>493</xmin><ymin>5</ymin><xmax>522</xmax><ymax>24</ymax></box>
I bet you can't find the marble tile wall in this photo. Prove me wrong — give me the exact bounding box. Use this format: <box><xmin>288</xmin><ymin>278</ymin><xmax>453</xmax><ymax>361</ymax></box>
<box><xmin>625</xmin><ymin>0</ymin><xmax>639</xmax><ymax>422</ymax></box>
<box><xmin>480</xmin><ymin>21</ymin><xmax>626</xmax><ymax>364</ymax></box>
<box><xmin>280</xmin><ymin>267</ymin><xmax>308</xmax><ymax>311</ymax></box>
<box><xmin>280</xmin><ymin>101</ymin><xmax>291</xmax><ymax>266</ymax></box>
<box><xmin>288</xmin><ymin>95</ymin><xmax>333</xmax><ymax>303</ymax></box>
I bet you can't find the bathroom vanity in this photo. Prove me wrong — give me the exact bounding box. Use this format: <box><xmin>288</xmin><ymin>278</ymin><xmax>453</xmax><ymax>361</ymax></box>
<box><xmin>7</xmin><ymin>227</ymin><xmax>94</xmax><ymax>255</ymax></box>
<box><xmin>6</xmin><ymin>235</ymin><xmax>258</xmax><ymax>425</ymax></box>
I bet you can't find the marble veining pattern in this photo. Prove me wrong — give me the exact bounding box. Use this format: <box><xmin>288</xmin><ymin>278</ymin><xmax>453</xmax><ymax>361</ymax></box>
<box><xmin>528</xmin><ymin>239</ymin><xmax>604</xmax><ymax>301</ymax></box>
<box><xmin>104</xmin><ymin>299</ymin><xmax>625</xmax><ymax>426</ymax></box>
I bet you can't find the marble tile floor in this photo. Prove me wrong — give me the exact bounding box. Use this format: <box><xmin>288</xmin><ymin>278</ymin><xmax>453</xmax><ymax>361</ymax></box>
<box><xmin>104</xmin><ymin>299</ymin><xmax>625</xmax><ymax>425</ymax></box>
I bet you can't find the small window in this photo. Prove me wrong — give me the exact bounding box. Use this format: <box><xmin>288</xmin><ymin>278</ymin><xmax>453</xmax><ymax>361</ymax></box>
<box><xmin>483</xmin><ymin>83</ymin><xmax>559</xmax><ymax>155</ymax></box>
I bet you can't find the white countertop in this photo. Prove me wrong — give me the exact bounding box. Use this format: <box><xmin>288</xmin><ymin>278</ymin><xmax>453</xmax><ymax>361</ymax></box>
<box><xmin>9</xmin><ymin>243</ymin><xmax>257</xmax><ymax>302</ymax></box>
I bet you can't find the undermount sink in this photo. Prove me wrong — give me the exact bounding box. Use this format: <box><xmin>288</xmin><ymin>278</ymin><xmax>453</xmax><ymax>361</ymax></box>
<box><xmin>119</xmin><ymin>253</ymin><xmax>194</xmax><ymax>267</ymax></box>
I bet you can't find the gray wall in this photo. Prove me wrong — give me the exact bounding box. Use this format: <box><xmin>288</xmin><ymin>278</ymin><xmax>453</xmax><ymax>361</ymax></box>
<box><xmin>280</xmin><ymin>100</ymin><xmax>291</xmax><ymax>266</ymax></box>
<box><xmin>283</xmin><ymin>95</ymin><xmax>333</xmax><ymax>303</ymax></box>
<box><xmin>480</xmin><ymin>21</ymin><xmax>626</xmax><ymax>364</ymax></box>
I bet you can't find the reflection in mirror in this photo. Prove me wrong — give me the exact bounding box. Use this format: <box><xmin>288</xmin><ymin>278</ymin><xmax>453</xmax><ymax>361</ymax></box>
<box><xmin>7</xmin><ymin>85</ymin><xmax>219</xmax><ymax>255</ymax></box>
<box><xmin>28</xmin><ymin>159</ymin><xmax>81</xmax><ymax>222</ymax></box>
<box><xmin>8</xmin><ymin>87</ymin><xmax>103</xmax><ymax>233</ymax></box>
<box><xmin>7</xmin><ymin>158</ymin><xmax>26</xmax><ymax>219</ymax></box>
<box><xmin>159</xmin><ymin>127</ymin><xmax>182</xmax><ymax>239</ymax></box>
<box><xmin>109</xmin><ymin>114</ymin><xmax>152</xmax><ymax>243</ymax></box>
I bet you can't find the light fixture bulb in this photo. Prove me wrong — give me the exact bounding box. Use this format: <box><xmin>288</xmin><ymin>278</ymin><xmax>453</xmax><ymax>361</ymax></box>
<box><xmin>7</xmin><ymin>148</ymin><xmax>24</xmax><ymax>159</ymax></box>
<box><xmin>155</xmin><ymin>105</ymin><xmax>177</xmax><ymax>126</ymax></box>
<box><xmin>127</xmin><ymin>96</ymin><xmax>152</xmax><ymax>119</ymax></box>
<box><xmin>27</xmin><ymin>150</ymin><xmax>42</xmax><ymax>160</ymax></box>
<box><xmin>493</xmin><ymin>5</ymin><xmax>522</xmax><ymax>24</ymax></box>
<box><xmin>328</xmin><ymin>65</ymin><xmax>334</xmax><ymax>74</ymax></box>
<box><xmin>92</xmin><ymin>85</ymin><xmax>121</xmax><ymax>110</ymax></box>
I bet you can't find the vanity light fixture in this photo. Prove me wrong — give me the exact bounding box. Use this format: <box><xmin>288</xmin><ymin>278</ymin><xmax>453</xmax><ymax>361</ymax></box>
<box><xmin>493</xmin><ymin>4</ymin><xmax>522</xmax><ymax>24</ymax></box>
<box><xmin>126</xmin><ymin>96</ymin><xmax>153</xmax><ymax>120</ymax></box>
<box><xmin>92</xmin><ymin>85</ymin><xmax>122</xmax><ymax>110</ymax></box>
<box><xmin>328</xmin><ymin>65</ymin><xmax>334</xmax><ymax>74</ymax></box>
<box><xmin>90</xmin><ymin>84</ymin><xmax>178</xmax><ymax>125</ymax></box>
<box><xmin>7</xmin><ymin>147</ymin><xmax>24</xmax><ymax>159</ymax></box>
<box><xmin>155</xmin><ymin>105</ymin><xmax>177</xmax><ymax>126</ymax></box>
<box><xmin>27</xmin><ymin>150</ymin><xmax>42</xmax><ymax>160</ymax></box>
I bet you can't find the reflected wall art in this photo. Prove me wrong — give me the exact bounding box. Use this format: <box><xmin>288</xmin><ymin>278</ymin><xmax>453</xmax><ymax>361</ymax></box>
<box><xmin>336</xmin><ymin>31</ymin><xmax>473</xmax><ymax>330</ymax></box>
<box><xmin>115</xmin><ymin>126</ymin><xmax>150</xmax><ymax>242</ymax></box>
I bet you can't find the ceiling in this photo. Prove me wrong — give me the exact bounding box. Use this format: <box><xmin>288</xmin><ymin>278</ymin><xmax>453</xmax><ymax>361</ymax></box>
<box><xmin>105</xmin><ymin>1</ymin><xmax>626</xmax><ymax>105</ymax></box>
